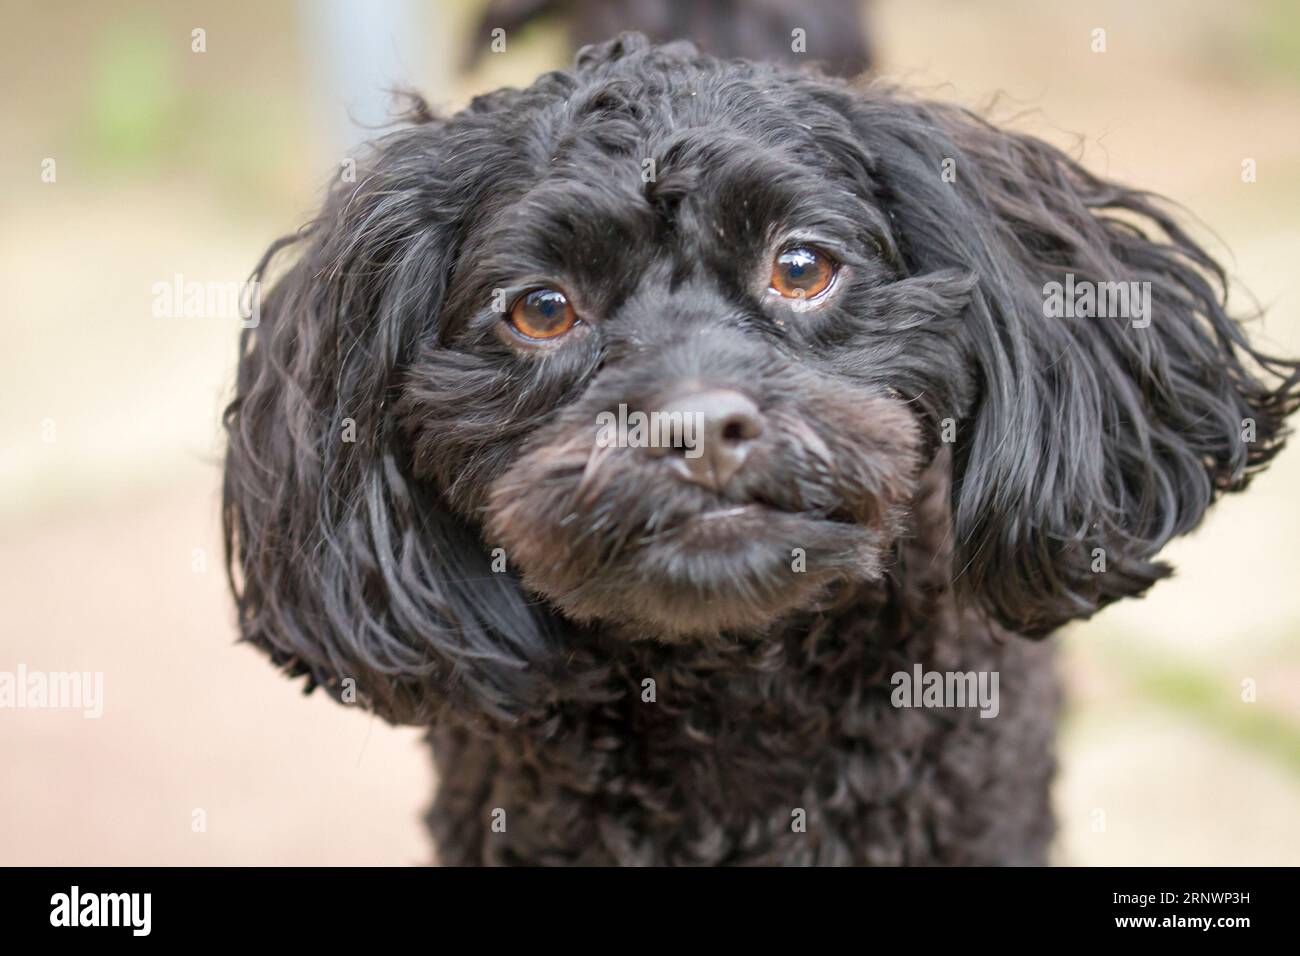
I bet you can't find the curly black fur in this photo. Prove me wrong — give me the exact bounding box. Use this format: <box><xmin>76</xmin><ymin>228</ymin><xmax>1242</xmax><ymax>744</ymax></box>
<box><xmin>223</xmin><ymin>34</ymin><xmax>1299</xmax><ymax>865</ymax></box>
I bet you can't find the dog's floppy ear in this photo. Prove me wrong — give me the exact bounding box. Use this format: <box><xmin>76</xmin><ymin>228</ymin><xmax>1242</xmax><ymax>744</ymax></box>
<box><xmin>845</xmin><ymin>91</ymin><xmax>1300</xmax><ymax>635</ymax></box>
<box><xmin>223</xmin><ymin>118</ymin><xmax>557</xmax><ymax>724</ymax></box>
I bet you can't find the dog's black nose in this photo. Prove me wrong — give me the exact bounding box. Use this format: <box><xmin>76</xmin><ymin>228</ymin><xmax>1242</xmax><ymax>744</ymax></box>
<box><xmin>648</xmin><ymin>388</ymin><xmax>764</xmax><ymax>492</ymax></box>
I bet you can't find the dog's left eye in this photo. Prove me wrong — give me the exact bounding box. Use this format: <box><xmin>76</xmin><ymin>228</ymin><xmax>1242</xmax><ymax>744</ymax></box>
<box><xmin>769</xmin><ymin>245</ymin><xmax>836</xmax><ymax>301</ymax></box>
<box><xmin>507</xmin><ymin>287</ymin><xmax>578</xmax><ymax>341</ymax></box>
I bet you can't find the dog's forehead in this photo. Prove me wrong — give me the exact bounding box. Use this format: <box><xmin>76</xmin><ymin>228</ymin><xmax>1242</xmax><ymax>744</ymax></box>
<box><xmin>457</xmin><ymin>66</ymin><xmax>870</xmax><ymax>279</ymax></box>
<box><xmin>549</xmin><ymin>65</ymin><xmax>838</xmax><ymax>165</ymax></box>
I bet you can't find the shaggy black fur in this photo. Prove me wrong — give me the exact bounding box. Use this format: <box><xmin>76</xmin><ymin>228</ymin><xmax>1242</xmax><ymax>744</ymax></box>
<box><xmin>223</xmin><ymin>34</ymin><xmax>1299</xmax><ymax>865</ymax></box>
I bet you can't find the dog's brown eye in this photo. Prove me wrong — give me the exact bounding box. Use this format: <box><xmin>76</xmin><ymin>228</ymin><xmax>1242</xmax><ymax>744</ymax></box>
<box><xmin>769</xmin><ymin>246</ymin><xmax>836</xmax><ymax>301</ymax></box>
<box><xmin>508</xmin><ymin>288</ymin><xmax>577</xmax><ymax>340</ymax></box>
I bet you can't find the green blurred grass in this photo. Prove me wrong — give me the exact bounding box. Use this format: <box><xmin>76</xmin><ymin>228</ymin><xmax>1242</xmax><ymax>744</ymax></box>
<box><xmin>1081</xmin><ymin>633</ymin><xmax>1300</xmax><ymax>779</ymax></box>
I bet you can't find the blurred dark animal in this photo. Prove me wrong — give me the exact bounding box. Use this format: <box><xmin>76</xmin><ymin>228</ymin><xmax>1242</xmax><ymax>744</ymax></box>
<box><xmin>468</xmin><ymin>0</ymin><xmax>873</xmax><ymax>76</ymax></box>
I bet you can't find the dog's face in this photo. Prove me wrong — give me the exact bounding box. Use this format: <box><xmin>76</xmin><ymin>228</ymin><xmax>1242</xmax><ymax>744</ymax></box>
<box><xmin>224</xmin><ymin>35</ymin><xmax>1297</xmax><ymax>720</ymax></box>
<box><xmin>399</xmin><ymin>52</ymin><xmax>965</xmax><ymax>637</ymax></box>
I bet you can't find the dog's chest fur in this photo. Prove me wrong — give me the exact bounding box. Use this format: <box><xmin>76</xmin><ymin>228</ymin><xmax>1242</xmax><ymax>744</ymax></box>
<box><xmin>426</xmin><ymin>466</ymin><xmax>1060</xmax><ymax>865</ymax></box>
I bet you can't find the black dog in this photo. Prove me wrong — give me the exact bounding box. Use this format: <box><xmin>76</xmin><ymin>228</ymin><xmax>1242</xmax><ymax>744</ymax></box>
<box><xmin>223</xmin><ymin>35</ymin><xmax>1299</xmax><ymax>864</ymax></box>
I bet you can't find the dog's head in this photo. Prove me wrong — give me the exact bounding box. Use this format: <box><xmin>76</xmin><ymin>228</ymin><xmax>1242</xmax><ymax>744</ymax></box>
<box><xmin>224</xmin><ymin>35</ymin><xmax>1298</xmax><ymax>722</ymax></box>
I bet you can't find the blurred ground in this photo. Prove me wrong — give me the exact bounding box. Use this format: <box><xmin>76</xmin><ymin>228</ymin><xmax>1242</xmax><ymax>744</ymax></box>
<box><xmin>1</xmin><ymin>0</ymin><xmax>1298</xmax><ymax>865</ymax></box>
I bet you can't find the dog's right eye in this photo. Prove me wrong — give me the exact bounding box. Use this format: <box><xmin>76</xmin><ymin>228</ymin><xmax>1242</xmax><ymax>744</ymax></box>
<box><xmin>507</xmin><ymin>288</ymin><xmax>578</xmax><ymax>341</ymax></box>
<box><xmin>769</xmin><ymin>245</ymin><xmax>836</xmax><ymax>302</ymax></box>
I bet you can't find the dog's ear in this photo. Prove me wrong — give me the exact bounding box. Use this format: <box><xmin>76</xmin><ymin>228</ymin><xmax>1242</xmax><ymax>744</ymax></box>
<box><xmin>843</xmin><ymin>91</ymin><xmax>1300</xmax><ymax>635</ymax></box>
<box><xmin>223</xmin><ymin>122</ymin><xmax>557</xmax><ymax>724</ymax></box>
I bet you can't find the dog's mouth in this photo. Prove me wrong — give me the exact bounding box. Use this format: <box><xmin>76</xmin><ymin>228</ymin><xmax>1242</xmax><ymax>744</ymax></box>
<box><xmin>689</xmin><ymin>501</ymin><xmax>857</xmax><ymax>524</ymax></box>
<box><xmin>659</xmin><ymin>502</ymin><xmax>766</xmax><ymax>541</ymax></box>
<box><xmin>484</xmin><ymin>388</ymin><xmax>922</xmax><ymax>639</ymax></box>
<box><xmin>498</xmin><ymin>498</ymin><xmax>885</xmax><ymax>639</ymax></box>
<box><xmin>695</xmin><ymin>504</ymin><xmax>758</xmax><ymax>522</ymax></box>
<box><xmin>643</xmin><ymin>500</ymin><xmax>859</xmax><ymax>549</ymax></box>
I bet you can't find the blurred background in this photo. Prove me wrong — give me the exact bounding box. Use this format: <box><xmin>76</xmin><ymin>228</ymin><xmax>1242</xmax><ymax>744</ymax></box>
<box><xmin>1</xmin><ymin>0</ymin><xmax>1298</xmax><ymax>865</ymax></box>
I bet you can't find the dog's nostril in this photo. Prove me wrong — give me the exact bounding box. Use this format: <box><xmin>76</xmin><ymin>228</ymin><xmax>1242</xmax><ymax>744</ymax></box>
<box><xmin>720</xmin><ymin>411</ymin><xmax>762</xmax><ymax>444</ymax></box>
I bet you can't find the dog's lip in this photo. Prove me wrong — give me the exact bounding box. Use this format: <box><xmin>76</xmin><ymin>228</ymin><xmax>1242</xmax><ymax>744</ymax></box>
<box><xmin>666</xmin><ymin>501</ymin><xmax>858</xmax><ymax>541</ymax></box>
<box><xmin>638</xmin><ymin>502</ymin><xmax>770</xmax><ymax>546</ymax></box>
<box><xmin>685</xmin><ymin>502</ymin><xmax>858</xmax><ymax>529</ymax></box>
<box><xmin>629</xmin><ymin>500</ymin><xmax>871</xmax><ymax>565</ymax></box>
<box><xmin>695</xmin><ymin>504</ymin><xmax>764</xmax><ymax>522</ymax></box>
